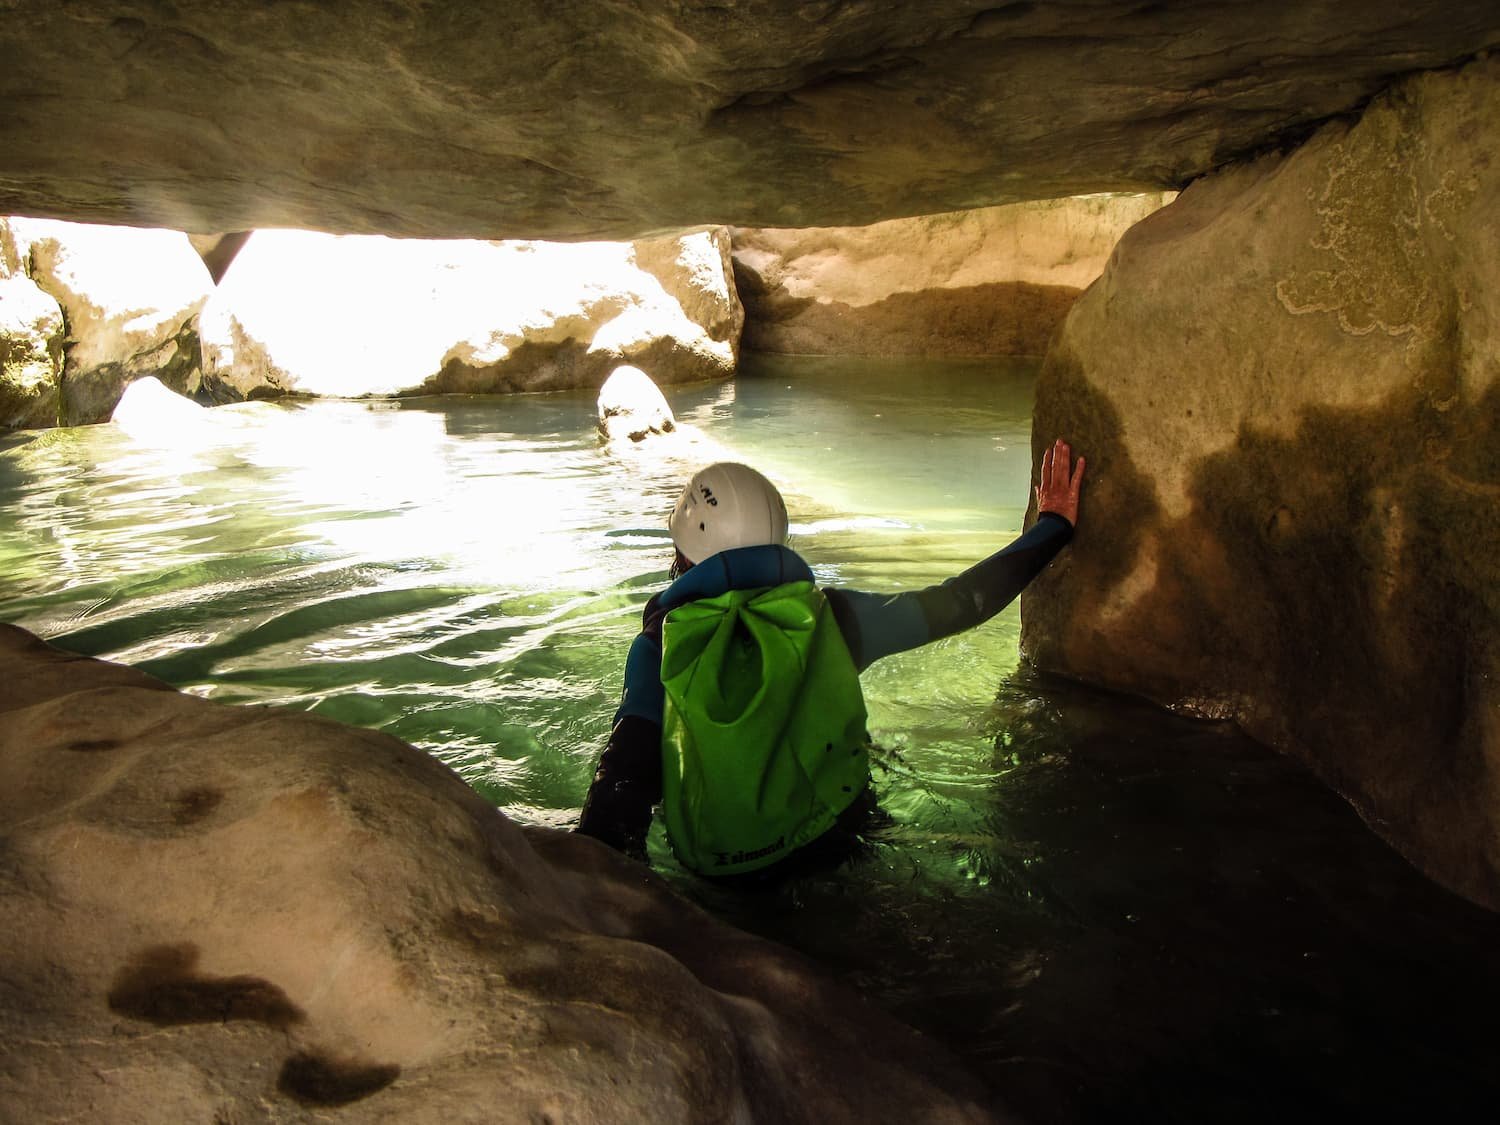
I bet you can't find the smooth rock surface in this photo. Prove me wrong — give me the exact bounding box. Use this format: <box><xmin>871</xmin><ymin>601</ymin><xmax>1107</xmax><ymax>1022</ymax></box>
<box><xmin>732</xmin><ymin>194</ymin><xmax>1171</xmax><ymax>356</ymax></box>
<box><xmin>1023</xmin><ymin>56</ymin><xmax>1500</xmax><ymax>908</ymax></box>
<box><xmin>109</xmin><ymin>373</ymin><xmax>207</xmax><ymax>440</ymax></box>
<box><xmin>2</xmin><ymin>4</ymin><xmax>1498</xmax><ymax>239</ymax></box>
<box><xmin>5</xmin><ymin>219</ymin><xmax>213</xmax><ymax>425</ymax></box>
<box><xmin>597</xmin><ymin>364</ymin><xmax>676</xmax><ymax>443</ymax></box>
<box><xmin>200</xmin><ymin>229</ymin><xmax>740</xmax><ymax>399</ymax></box>
<box><xmin>0</xmin><ymin>623</ymin><xmax>1002</xmax><ymax>1123</ymax></box>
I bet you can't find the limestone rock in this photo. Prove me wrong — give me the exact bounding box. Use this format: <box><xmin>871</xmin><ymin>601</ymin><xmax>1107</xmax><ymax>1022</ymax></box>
<box><xmin>1023</xmin><ymin>57</ymin><xmax>1500</xmax><ymax>908</ymax></box>
<box><xmin>6</xmin><ymin>219</ymin><xmax>213</xmax><ymax>425</ymax></box>
<box><xmin>187</xmin><ymin>231</ymin><xmax>251</xmax><ymax>284</ymax></box>
<box><xmin>732</xmin><ymin>194</ymin><xmax>1172</xmax><ymax>356</ymax></box>
<box><xmin>597</xmin><ymin>365</ymin><xmax>676</xmax><ymax>443</ymax></box>
<box><xmin>2</xmin><ymin>4</ymin><xmax>1498</xmax><ymax>240</ymax></box>
<box><xmin>199</xmin><ymin>230</ymin><xmax>740</xmax><ymax>400</ymax></box>
<box><xmin>634</xmin><ymin>228</ymin><xmax>745</xmax><ymax>349</ymax></box>
<box><xmin>0</xmin><ymin>273</ymin><xmax>63</xmax><ymax>430</ymax></box>
<box><xmin>0</xmin><ymin>623</ymin><xmax>1001</xmax><ymax>1123</ymax></box>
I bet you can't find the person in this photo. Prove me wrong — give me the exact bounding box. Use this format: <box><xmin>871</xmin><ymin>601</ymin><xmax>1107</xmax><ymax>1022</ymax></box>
<box><xmin>576</xmin><ymin>438</ymin><xmax>1086</xmax><ymax>878</ymax></box>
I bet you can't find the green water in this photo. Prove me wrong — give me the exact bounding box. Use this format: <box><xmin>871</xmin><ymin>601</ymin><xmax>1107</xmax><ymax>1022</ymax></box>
<box><xmin>2</xmin><ymin>355</ymin><xmax>1497</xmax><ymax>1123</ymax></box>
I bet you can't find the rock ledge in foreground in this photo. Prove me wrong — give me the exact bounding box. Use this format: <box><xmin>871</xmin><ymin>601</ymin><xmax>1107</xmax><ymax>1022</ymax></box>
<box><xmin>0</xmin><ymin>623</ymin><xmax>1002</xmax><ymax>1123</ymax></box>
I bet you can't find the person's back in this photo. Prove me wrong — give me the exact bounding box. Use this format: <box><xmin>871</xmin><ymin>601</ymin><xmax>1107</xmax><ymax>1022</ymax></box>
<box><xmin>577</xmin><ymin>442</ymin><xmax>1085</xmax><ymax>878</ymax></box>
<box><xmin>660</xmin><ymin>576</ymin><xmax>868</xmax><ymax>874</ymax></box>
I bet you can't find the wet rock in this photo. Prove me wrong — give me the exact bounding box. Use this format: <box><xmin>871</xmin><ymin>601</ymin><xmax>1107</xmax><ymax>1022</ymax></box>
<box><xmin>0</xmin><ymin>623</ymin><xmax>1002</xmax><ymax>1123</ymax></box>
<box><xmin>3</xmin><ymin>219</ymin><xmax>213</xmax><ymax>426</ymax></box>
<box><xmin>598</xmin><ymin>365</ymin><xmax>676</xmax><ymax>443</ymax></box>
<box><xmin>2</xmin><ymin>4</ymin><xmax>1497</xmax><ymax>239</ymax></box>
<box><xmin>733</xmin><ymin>194</ymin><xmax>1172</xmax><ymax>357</ymax></box>
<box><xmin>199</xmin><ymin>229</ymin><xmax>739</xmax><ymax>400</ymax></box>
<box><xmin>1023</xmin><ymin>56</ymin><xmax>1500</xmax><ymax>908</ymax></box>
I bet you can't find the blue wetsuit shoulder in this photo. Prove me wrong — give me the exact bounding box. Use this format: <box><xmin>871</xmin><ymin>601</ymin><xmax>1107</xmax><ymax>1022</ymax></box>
<box><xmin>614</xmin><ymin>544</ymin><xmax>815</xmax><ymax>725</ymax></box>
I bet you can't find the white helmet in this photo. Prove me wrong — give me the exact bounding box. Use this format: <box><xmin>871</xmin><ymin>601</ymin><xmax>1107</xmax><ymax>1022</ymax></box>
<box><xmin>669</xmin><ymin>462</ymin><xmax>789</xmax><ymax>564</ymax></box>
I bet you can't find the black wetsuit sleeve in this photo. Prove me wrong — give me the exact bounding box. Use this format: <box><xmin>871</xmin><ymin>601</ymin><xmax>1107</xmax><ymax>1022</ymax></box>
<box><xmin>824</xmin><ymin>512</ymin><xmax>1074</xmax><ymax>671</ymax></box>
<box><xmin>575</xmin><ymin>714</ymin><xmax>662</xmax><ymax>857</ymax></box>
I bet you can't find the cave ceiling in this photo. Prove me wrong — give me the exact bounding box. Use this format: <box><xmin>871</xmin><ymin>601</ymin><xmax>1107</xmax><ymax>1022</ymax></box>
<box><xmin>3</xmin><ymin>1</ymin><xmax>1498</xmax><ymax>240</ymax></box>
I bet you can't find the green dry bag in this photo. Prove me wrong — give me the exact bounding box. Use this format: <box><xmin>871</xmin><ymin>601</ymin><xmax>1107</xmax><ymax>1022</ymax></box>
<box><xmin>660</xmin><ymin>580</ymin><xmax>869</xmax><ymax>875</ymax></box>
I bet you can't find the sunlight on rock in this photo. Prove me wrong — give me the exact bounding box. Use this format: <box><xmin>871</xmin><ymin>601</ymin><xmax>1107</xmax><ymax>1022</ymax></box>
<box><xmin>597</xmin><ymin>364</ymin><xmax>676</xmax><ymax>442</ymax></box>
<box><xmin>110</xmin><ymin>375</ymin><xmax>205</xmax><ymax>440</ymax></box>
<box><xmin>0</xmin><ymin>273</ymin><xmax>63</xmax><ymax>428</ymax></box>
<box><xmin>4</xmin><ymin>219</ymin><xmax>211</xmax><ymax>424</ymax></box>
<box><xmin>199</xmin><ymin>229</ymin><xmax>740</xmax><ymax>400</ymax></box>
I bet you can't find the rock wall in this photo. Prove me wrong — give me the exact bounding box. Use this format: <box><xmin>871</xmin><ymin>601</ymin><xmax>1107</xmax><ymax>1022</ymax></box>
<box><xmin>0</xmin><ymin>221</ymin><xmax>742</xmax><ymax>429</ymax></box>
<box><xmin>3</xmin><ymin>3</ymin><xmax>1499</xmax><ymax>239</ymax></box>
<box><xmin>732</xmin><ymin>194</ymin><xmax>1171</xmax><ymax>356</ymax></box>
<box><xmin>199</xmin><ymin>228</ymin><xmax>740</xmax><ymax>400</ymax></box>
<box><xmin>1023</xmin><ymin>58</ymin><xmax>1500</xmax><ymax>908</ymax></box>
<box><xmin>0</xmin><ymin>623</ymin><xmax>1003</xmax><ymax>1123</ymax></box>
<box><xmin>1</xmin><ymin>220</ymin><xmax>211</xmax><ymax>426</ymax></box>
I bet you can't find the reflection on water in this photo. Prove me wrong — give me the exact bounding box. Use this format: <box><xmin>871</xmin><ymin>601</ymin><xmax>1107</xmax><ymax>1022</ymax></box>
<box><xmin>0</xmin><ymin>357</ymin><xmax>1038</xmax><ymax>818</ymax></box>
<box><xmin>2</xmin><ymin>354</ymin><xmax>1497</xmax><ymax>1122</ymax></box>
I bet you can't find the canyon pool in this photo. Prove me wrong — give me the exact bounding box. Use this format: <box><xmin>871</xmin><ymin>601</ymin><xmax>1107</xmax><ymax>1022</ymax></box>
<box><xmin>3</xmin><ymin>355</ymin><xmax>1497</xmax><ymax>1124</ymax></box>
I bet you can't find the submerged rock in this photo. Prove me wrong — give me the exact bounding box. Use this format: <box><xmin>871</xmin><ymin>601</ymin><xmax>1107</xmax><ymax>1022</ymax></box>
<box><xmin>733</xmin><ymin>194</ymin><xmax>1171</xmax><ymax>357</ymax></box>
<box><xmin>0</xmin><ymin>623</ymin><xmax>1002</xmax><ymax>1122</ymax></box>
<box><xmin>1023</xmin><ymin>56</ymin><xmax>1500</xmax><ymax>908</ymax></box>
<box><xmin>4</xmin><ymin>219</ymin><xmax>213</xmax><ymax>426</ymax></box>
<box><xmin>199</xmin><ymin>228</ymin><xmax>740</xmax><ymax>400</ymax></box>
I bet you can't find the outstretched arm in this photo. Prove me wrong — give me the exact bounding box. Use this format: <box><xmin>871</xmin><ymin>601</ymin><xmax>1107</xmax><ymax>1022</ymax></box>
<box><xmin>924</xmin><ymin>436</ymin><xmax>1086</xmax><ymax>640</ymax></box>
<box><xmin>826</xmin><ymin>438</ymin><xmax>1086</xmax><ymax>670</ymax></box>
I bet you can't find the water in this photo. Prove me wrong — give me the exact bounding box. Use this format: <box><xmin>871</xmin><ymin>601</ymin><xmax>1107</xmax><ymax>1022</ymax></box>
<box><xmin>2</xmin><ymin>355</ymin><xmax>1497</xmax><ymax>1123</ymax></box>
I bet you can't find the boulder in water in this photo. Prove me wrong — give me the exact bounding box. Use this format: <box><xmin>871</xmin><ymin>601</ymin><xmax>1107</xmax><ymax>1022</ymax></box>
<box><xmin>110</xmin><ymin>374</ymin><xmax>207</xmax><ymax>441</ymax></box>
<box><xmin>1023</xmin><ymin>55</ymin><xmax>1500</xmax><ymax>909</ymax></box>
<box><xmin>732</xmin><ymin>194</ymin><xmax>1172</xmax><ymax>357</ymax></box>
<box><xmin>597</xmin><ymin>364</ymin><xmax>676</xmax><ymax>443</ymax></box>
<box><xmin>0</xmin><ymin>249</ymin><xmax>64</xmax><ymax>428</ymax></box>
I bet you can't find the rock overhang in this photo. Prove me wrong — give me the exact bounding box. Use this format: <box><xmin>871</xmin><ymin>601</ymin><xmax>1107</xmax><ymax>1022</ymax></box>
<box><xmin>2</xmin><ymin>1</ymin><xmax>1499</xmax><ymax>240</ymax></box>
